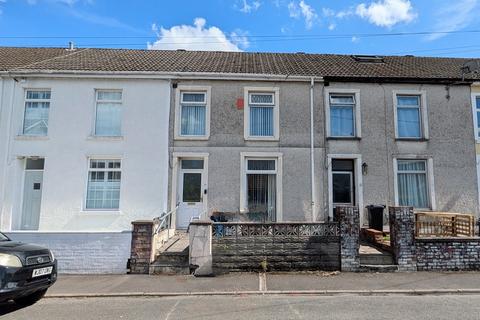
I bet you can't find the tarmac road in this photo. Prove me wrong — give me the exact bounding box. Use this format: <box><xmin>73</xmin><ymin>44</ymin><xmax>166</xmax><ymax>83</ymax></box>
<box><xmin>1</xmin><ymin>294</ymin><xmax>480</xmax><ymax>320</ymax></box>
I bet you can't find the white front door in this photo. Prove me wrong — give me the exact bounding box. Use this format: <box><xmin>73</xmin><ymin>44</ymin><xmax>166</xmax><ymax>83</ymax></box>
<box><xmin>176</xmin><ymin>159</ymin><xmax>207</xmax><ymax>229</ymax></box>
<box><xmin>21</xmin><ymin>169</ymin><xmax>44</xmax><ymax>230</ymax></box>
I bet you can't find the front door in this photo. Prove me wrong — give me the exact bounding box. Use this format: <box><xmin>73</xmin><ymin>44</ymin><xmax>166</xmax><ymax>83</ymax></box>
<box><xmin>176</xmin><ymin>159</ymin><xmax>206</xmax><ymax>229</ymax></box>
<box><xmin>332</xmin><ymin>159</ymin><xmax>355</xmax><ymax>210</ymax></box>
<box><xmin>21</xmin><ymin>159</ymin><xmax>45</xmax><ymax>230</ymax></box>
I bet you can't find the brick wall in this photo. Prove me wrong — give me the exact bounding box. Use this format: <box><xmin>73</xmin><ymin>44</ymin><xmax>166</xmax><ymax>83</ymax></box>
<box><xmin>211</xmin><ymin>223</ymin><xmax>341</xmax><ymax>272</ymax></box>
<box><xmin>416</xmin><ymin>238</ymin><xmax>480</xmax><ymax>271</ymax></box>
<box><xmin>129</xmin><ymin>221</ymin><xmax>154</xmax><ymax>274</ymax></box>
<box><xmin>337</xmin><ymin>206</ymin><xmax>360</xmax><ymax>272</ymax></box>
<box><xmin>6</xmin><ymin>232</ymin><xmax>131</xmax><ymax>274</ymax></box>
<box><xmin>389</xmin><ymin>206</ymin><xmax>417</xmax><ymax>271</ymax></box>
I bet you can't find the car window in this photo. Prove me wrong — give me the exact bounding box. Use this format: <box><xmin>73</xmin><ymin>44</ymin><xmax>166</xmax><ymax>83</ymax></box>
<box><xmin>0</xmin><ymin>232</ymin><xmax>9</xmax><ymax>241</ymax></box>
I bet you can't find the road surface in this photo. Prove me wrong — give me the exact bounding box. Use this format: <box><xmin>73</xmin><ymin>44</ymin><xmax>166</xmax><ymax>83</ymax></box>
<box><xmin>2</xmin><ymin>295</ymin><xmax>480</xmax><ymax>319</ymax></box>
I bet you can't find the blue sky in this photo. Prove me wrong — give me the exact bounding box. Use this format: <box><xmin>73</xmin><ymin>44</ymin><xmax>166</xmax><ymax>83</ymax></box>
<box><xmin>0</xmin><ymin>0</ymin><xmax>479</xmax><ymax>57</ymax></box>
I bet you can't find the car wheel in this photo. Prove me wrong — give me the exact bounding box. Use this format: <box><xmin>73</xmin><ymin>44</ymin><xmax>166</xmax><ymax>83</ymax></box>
<box><xmin>14</xmin><ymin>289</ymin><xmax>48</xmax><ymax>306</ymax></box>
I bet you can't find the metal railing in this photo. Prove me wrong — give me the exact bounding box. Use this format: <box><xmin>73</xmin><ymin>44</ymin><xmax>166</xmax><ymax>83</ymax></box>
<box><xmin>153</xmin><ymin>206</ymin><xmax>178</xmax><ymax>234</ymax></box>
<box><xmin>415</xmin><ymin>211</ymin><xmax>475</xmax><ymax>238</ymax></box>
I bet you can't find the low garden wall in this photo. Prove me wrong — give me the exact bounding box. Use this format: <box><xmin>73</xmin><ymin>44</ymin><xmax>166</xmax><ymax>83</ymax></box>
<box><xmin>416</xmin><ymin>238</ymin><xmax>480</xmax><ymax>271</ymax></box>
<box><xmin>190</xmin><ymin>206</ymin><xmax>360</xmax><ymax>275</ymax></box>
<box><xmin>389</xmin><ymin>206</ymin><xmax>480</xmax><ymax>272</ymax></box>
<box><xmin>211</xmin><ymin>223</ymin><xmax>341</xmax><ymax>272</ymax></box>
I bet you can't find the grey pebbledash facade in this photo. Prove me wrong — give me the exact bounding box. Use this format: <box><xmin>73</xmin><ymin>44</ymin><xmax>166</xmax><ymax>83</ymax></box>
<box><xmin>169</xmin><ymin>78</ymin><xmax>479</xmax><ymax>227</ymax></box>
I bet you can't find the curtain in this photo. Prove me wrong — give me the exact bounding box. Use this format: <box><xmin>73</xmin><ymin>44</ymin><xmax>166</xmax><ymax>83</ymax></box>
<box><xmin>181</xmin><ymin>105</ymin><xmax>206</xmax><ymax>135</ymax></box>
<box><xmin>247</xmin><ymin>174</ymin><xmax>276</xmax><ymax>222</ymax></box>
<box><xmin>330</xmin><ymin>106</ymin><xmax>354</xmax><ymax>136</ymax></box>
<box><xmin>250</xmin><ymin>106</ymin><xmax>273</xmax><ymax>136</ymax></box>
<box><xmin>96</xmin><ymin>102</ymin><xmax>122</xmax><ymax>136</ymax></box>
<box><xmin>398</xmin><ymin>160</ymin><xmax>428</xmax><ymax>208</ymax></box>
<box><xmin>397</xmin><ymin>108</ymin><xmax>420</xmax><ymax>138</ymax></box>
<box><xmin>24</xmin><ymin>101</ymin><xmax>50</xmax><ymax>135</ymax></box>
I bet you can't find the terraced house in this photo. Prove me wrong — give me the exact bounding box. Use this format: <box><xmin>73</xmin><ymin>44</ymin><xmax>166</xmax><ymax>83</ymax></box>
<box><xmin>0</xmin><ymin>47</ymin><xmax>479</xmax><ymax>273</ymax></box>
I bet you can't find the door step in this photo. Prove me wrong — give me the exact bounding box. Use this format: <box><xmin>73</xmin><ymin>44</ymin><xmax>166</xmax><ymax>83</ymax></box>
<box><xmin>360</xmin><ymin>253</ymin><xmax>394</xmax><ymax>265</ymax></box>
<box><xmin>359</xmin><ymin>264</ymin><xmax>399</xmax><ymax>272</ymax></box>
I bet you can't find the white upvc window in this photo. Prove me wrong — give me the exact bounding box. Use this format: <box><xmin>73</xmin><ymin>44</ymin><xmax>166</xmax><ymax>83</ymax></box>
<box><xmin>394</xmin><ymin>157</ymin><xmax>435</xmax><ymax>210</ymax></box>
<box><xmin>86</xmin><ymin>159</ymin><xmax>121</xmax><ymax>210</ymax></box>
<box><xmin>240</xmin><ymin>152</ymin><xmax>283</xmax><ymax>222</ymax></box>
<box><xmin>472</xmin><ymin>94</ymin><xmax>480</xmax><ymax>140</ymax></box>
<box><xmin>175</xmin><ymin>86</ymin><xmax>211</xmax><ymax>140</ymax></box>
<box><xmin>393</xmin><ymin>90</ymin><xmax>429</xmax><ymax>140</ymax></box>
<box><xmin>244</xmin><ymin>87</ymin><xmax>280</xmax><ymax>140</ymax></box>
<box><xmin>23</xmin><ymin>90</ymin><xmax>51</xmax><ymax>136</ymax></box>
<box><xmin>95</xmin><ymin>90</ymin><xmax>123</xmax><ymax>136</ymax></box>
<box><xmin>325</xmin><ymin>89</ymin><xmax>361</xmax><ymax>138</ymax></box>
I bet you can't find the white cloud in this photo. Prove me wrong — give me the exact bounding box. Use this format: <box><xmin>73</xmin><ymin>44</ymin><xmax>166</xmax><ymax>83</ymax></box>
<box><xmin>328</xmin><ymin>23</ymin><xmax>336</xmax><ymax>30</ymax></box>
<box><xmin>351</xmin><ymin>36</ymin><xmax>360</xmax><ymax>43</ymax></box>
<box><xmin>238</xmin><ymin>0</ymin><xmax>261</xmax><ymax>13</ymax></box>
<box><xmin>288</xmin><ymin>0</ymin><xmax>318</xmax><ymax>29</ymax></box>
<box><xmin>427</xmin><ymin>0</ymin><xmax>479</xmax><ymax>40</ymax></box>
<box><xmin>356</xmin><ymin>0</ymin><xmax>416</xmax><ymax>28</ymax></box>
<box><xmin>148</xmin><ymin>18</ymin><xmax>247</xmax><ymax>52</ymax></box>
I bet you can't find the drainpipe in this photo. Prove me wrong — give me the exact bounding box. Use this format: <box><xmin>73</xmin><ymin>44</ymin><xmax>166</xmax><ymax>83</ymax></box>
<box><xmin>0</xmin><ymin>76</ymin><xmax>16</xmax><ymax>230</ymax></box>
<box><xmin>310</xmin><ymin>77</ymin><xmax>315</xmax><ymax>221</ymax></box>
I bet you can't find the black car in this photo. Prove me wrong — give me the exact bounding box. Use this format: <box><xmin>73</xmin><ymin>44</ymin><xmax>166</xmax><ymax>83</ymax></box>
<box><xmin>0</xmin><ymin>232</ymin><xmax>57</xmax><ymax>305</ymax></box>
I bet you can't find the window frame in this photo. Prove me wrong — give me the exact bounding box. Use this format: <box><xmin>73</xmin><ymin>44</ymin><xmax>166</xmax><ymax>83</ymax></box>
<box><xmin>324</xmin><ymin>88</ymin><xmax>361</xmax><ymax>139</ymax></box>
<box><xmin>244</xmin><ymin>87</ymin><xmax>280</xmax><ymax>141</ymax></box>
<box><xmin>93</xmin><ymin>89</ymin><xmax>123</xmax><ymax>137</ymax></box>
<box><xmin>471</xmin><ymin>93</ymin><xmax>480</xmax><ymax>142</ymax></box>
<box><xmin>84</xmin><ymin>157</ymin><xmax>122</xmax><ymax>212</ymax></box>
<box><xmin>239</xmin><ymin>152</ymin><xmax>283</xmax><ymax>221</ymax></box>
<box><xmin>22</xmin><ymin>89</ymin><xmax>52</xmax><ymax>136</ymax></box>
<box><xmin>393</xmin><ymin>157</ymin><xmax>436</xmax><ymax>210</ymax></box>
<box><xmin>174</xmin><ymin>85</ymin><xmax>211</xmax><ymax>140</ymax></box>
<box><xmin>393</xmin><ymin>90</ymin><xmax>429</xmax><ymax>140</ymax></box>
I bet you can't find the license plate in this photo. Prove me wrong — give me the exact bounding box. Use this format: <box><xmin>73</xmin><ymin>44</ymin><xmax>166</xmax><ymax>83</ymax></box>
<box><xmin>32</xmin><ymin>266</ymin><xmax>53</xmax><ymax>278</ymax></box>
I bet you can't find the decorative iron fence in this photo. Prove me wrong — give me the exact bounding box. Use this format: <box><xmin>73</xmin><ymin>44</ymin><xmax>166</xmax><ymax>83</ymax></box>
<box><xmin>212</xmin><ymin>222</ymin><xmax>340</xmax><ymax>238</ymax></box>
<box><xmin>415</xmin><ymin>212</ymin><xmax>475</xmax><ymax>237</ymax></box>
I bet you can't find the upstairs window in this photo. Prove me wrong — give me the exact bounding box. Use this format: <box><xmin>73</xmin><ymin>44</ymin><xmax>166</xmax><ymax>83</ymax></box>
<box><xmin>95</xmin><ymin>90</ymin><xmax>122</xmax><ymax>137</ymax></box>
<box><xmin>23</xmin><ymin>90</ymin><xmax>51</xmax><ymax>136</ymax></box>
<box><xmin>95</xmin><ymin>90</ymin><xmax>122</xmax><ymax>136</ymax></box>
<box><xmin>244</xmin><ymin>88</ymin><xmax>279</xmax><ymax>140</ymax></box>
<box><xmin>249</xmin><ymin>93</ymin><xmax>275</xmax><ymax>137</ymax></box>
<box><xmin>329</xmin><ymin>94</ymin><xmax>356</xmax><ymax>137</ymax></box>
<box><xmin>180</xmin><ymin>92</ymin><xmax>207</xmax><ymax>136</ymax></box>
<box><xmin>396</xmin><ymin>95</ymin><xmax>422</xmax><ymax>138</ymax></box>
<box><xmin>475</xmin><ymin>96</ymin><xmax>480</xmax><ymax>139</ymax></box>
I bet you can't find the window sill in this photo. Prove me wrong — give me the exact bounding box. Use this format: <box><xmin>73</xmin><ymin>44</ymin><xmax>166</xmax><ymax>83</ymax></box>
<box><xmin>87</xmin><ymin>135</ymin><xmax>124</xmax><ymax>141</ymax></box>
<box><xmin>327</xmin><ymin>137</ymin><xmax>361</xmax><ymax>141</ymax></box>
<box><xmin>244</xmin><ymin>136</ymin><xmax>279</xmax><ymax>141</ymax></box>
<box><xmin>395</xmin><ymin>138</ymin><xmax>429</xmax><ymax>142</ymax></box>
<box><xmin>80</xmin><ymin>210</ymin><xmax>121</xmax><ymax>214</ymax></box>
<box><xmin>15</xmin><ymin>135</ymin><xmax>49</xmax><ymax>141</ymax></box>
<box><xmin>174</xmin><ymin>135</ymin><xmax>210</xmax><ymax>141</ymax></box>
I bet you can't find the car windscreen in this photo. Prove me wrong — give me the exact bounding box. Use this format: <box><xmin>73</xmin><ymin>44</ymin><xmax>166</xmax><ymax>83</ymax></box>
<box><xmin>0</xmin><ymin>232</ymin><xmax>9</xmax><ymax>241</ymax></box>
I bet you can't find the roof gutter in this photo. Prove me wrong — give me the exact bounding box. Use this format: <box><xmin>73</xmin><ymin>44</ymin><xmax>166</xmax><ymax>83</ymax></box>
<box><xmin>324</xmin><ymin>76</ymin><xmax>475</xmax><ymax>85</ymax></box>
<box><xmin>0</xmin><ymin>70</ymin><xmax>325</xmax><ymax>82</ymax></box>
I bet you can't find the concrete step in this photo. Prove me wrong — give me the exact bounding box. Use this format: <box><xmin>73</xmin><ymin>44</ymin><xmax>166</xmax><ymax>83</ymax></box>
<box><xmin>360</xmin><ymin>253</ymin><xmax>394</xmax><ymax>265</ymax></box>
<box><xmin>359</xmin><ymin>264</ymin><xmax>399</xmax><ymax>273</ymax></box>
<box><xmin>149</xmin><ymin>264</ymin><xmax>190</xmax><ymax>275</ymax></box>
<box><xmin>150</xmin><ymin>231</ymin><xmax>190</xmax><ymax>275</ymax></box>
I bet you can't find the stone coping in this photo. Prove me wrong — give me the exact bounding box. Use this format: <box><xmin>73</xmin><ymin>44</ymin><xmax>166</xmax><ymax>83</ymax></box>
<box><xmin>416</xmin><ymin>237</ymin><xmax>480</xmax><ymax>242</ymax></box>
<box><xmin>131</xmin><ymin>220</ymin><xmax>154</xmax><ymax>225</ymax></box>
<box><xmin>211</xmin><ymin>222</ymin><xmax>337</xmax><ymax>225</ymax></box>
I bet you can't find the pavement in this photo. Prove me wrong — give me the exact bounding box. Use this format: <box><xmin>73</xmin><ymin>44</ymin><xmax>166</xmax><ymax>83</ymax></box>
<box><xmin>46</xmin><ymin>271</ymin><xmax>480</xmax><ymax>297</ymax></box>
<box><xmin>3</xmin><ymin>295</ymin><xmax>480</xmax><ymax>319</ymax></box>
